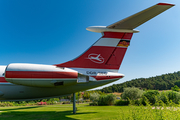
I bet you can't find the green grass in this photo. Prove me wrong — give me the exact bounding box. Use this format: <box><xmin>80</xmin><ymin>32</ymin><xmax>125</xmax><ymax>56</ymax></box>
<box><xmin>0</xmin><ymin>104</ymin><xmax>180</xmax><ymax>120</ymax></box>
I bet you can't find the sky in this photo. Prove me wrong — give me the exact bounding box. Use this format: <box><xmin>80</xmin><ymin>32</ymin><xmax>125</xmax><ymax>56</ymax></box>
<box><xmin>0</xmin><ymin>0</ymin><xmax>180</xmax><ymax>89</ymax></box>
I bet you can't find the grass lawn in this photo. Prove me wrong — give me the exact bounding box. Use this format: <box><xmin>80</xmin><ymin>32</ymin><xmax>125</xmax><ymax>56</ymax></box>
<box><xmin>0</xmin><ymin>104</ymin><xmax>180</xmax><ymax>120</ymax></box>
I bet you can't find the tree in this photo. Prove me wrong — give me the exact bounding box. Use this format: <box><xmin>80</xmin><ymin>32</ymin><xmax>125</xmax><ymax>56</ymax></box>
<box><xmin>90</xmin><ymin>93</ymin><xmax>100</xmax><ymax>103</ymax></box>
<box><xmin>174</xmin><ymin>80</ymin><xmax>180</xmax><ymax>87</ymax></box>
<box><xmin>142</xmin><ymin>90</ymin><xmax>159</xmax><ymax>104</ymax></box>
<box><xmin>171</xmin><ymin>85</ymin><xmax>180</xmax><ymax>92</ymax></box>
<box><xmin>83</xmin><ymin>92</ymin><xmax>90</xmax><ymax>99</ymax></box>
<box><xmin>99</xmin><ymin>71</ymin><xmax>180</xmax><ymax>93</ymax></box>
<box><xmin>98</xmin><ymin>94</ymin><xmax>116</xmax><ymax>106</ymax></box>
<box><xmin>121</xmin><ymin>87</ymin><xmax>143</xmax><ymax>100</ymax></box>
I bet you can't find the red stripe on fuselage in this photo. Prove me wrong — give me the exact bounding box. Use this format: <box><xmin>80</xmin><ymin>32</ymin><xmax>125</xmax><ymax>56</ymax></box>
<box><xmin>0</xmin><ymin>77</ymin><xmax>8</xmax><ymax>83</ymax></box>
<box><xmin>92</xmin><ymin>76</ymin><xmax>123</xmax><ymax>81</ymax></box>
<box><xmin>5</xmin><ymin>71</ymin><xmax>78</xmax><ymax>79</ymax></box>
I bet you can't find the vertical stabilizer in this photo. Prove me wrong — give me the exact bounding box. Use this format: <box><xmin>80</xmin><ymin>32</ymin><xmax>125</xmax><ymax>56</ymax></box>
<box><xmin>56</xmin><ymin>31</ymin><xmax>133</xmax><ymax>71</ymax></box>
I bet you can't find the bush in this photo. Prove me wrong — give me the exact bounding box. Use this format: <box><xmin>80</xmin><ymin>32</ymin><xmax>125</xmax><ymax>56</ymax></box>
<box><xmin>158</xmin><ymin>91</ymin><xmax>180</xmax><ymax>104</ymax></box>
<box><xmin>90</xmin><ymin>92</ymin><xmax>100</xmax><ymax>105</ymax></box>
<box><xmin>84</xmin><ymin>99</ymin><xmax>90</xmax><ymax>103</ymax></box>
<box><xmin>98</xmin><ymin>94</ymin><xmax>116</xmax><ymax>106</ymax></box>
<box><xmin>89</xmin><ymin>102</ymin><xmax>98</xmax><ymax>106</ymax></box>
<box><xmin>134</xmin><ymin>99</ymin><xmax>142</xmax><ymax>106</ymax></box>
<box><xmin>115</xmin><ymin>100</ymin><xmax>129</xmax><ymax>106</ymax></box>
<box><xmin>106</xmin><ymin>94</ymin><xmax>116</xmax><ymax>105</ymax></box>
<box><xmin>171</xmin><ymin>85</ymin><xmax>180</xmax><ymax>92</ymax></box>
<box><xmin>83</xmin><ymin>92</ymin><xmax>90</xmax><ymax>99</ymax></box>
<box><xmin>166</xmin><ymin>91</ymin><xmax>180</xmax><ymax>104</ymax></box>
<box><xmin>142</xmin><ymin>90</ymin><xmax>159</xmax><ymax>105</ymax></box>
<box><xmin>62</xmin><ymin>101</ymin><xmax>70</xmax><ymax>104</ymax></box>
<box><xmin>121</xmin><ymin>87</ymin><xmax>144</xmax><ymax>100</ymax></box>
<box><xmin>90</xmin><ymin>92</ymin><xmax>100</xmax><ymax>102</ymax></box>
<box><xmin>159</xmin><ymin>92</ymin><xmax>169</xmax><ymax>104</ymax></box>
<box><xmin>98</xmin><ymin>95</ymin><xmax>107</xmax><ymax>105</ymax></box>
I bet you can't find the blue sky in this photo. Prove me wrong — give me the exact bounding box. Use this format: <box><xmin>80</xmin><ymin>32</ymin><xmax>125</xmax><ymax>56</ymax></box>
<box><xmin>0</xmin><ymin>0</ymin><xmax>180</xmax><ymax>89</ymax></box>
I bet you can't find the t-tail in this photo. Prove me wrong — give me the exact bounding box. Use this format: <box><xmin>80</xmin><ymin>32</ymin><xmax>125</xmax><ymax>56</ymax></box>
<box><xmin>56</xmin><ymin>3</ymin><xmax>174</xmax><ymax>73</ymax></box>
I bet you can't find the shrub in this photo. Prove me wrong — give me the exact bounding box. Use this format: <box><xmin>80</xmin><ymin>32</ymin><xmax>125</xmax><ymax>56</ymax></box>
<box><xmin>90</xmin><ymin>92</ymin><xmax>100</xmax><ymax>102</ymax></box>
<box><xmin>159</xmin><ymin>92</ymin><xmax>169</xmax><ymax>104</ymax></box>
<box><xmin>171</xmin><ymin>85</ymin><xmax>180</xmax><ymax>92</ymax></box>
<box><xmin>121</xmin><ymin>87</ymin><xmax>144</xmax><ymax>100</ymax></box>
<box><xmin>158</xmin><ymin>91</ymin><xmax>180</xmax><ymax>104</ymax></box>
<box><xmin>90</xmin><ymin>92</ymin><xmax>100</xmax><ymax>105</ymax></box>
<box><xmin>134</xmin><ymin>99</ymin><xmax>142</xmax><ymax>106</ymax></box>
<box><xmin>83</xmin><ymin>92</ymin><xmax>90</xmax><ymax>99</ymax></box>
<box><xmin>105</xmin><ymin>94</ymin><xmax>116</xmax><ymax>105</ymax></box>
<box><xmin>142</xmin><ymin>90</ymin><xmax>159</xmax><ymax>105</ymax></box>
<box><xmin>115</xmin><ymin>100</ymin><xmax>129</xmax><ymax>106</ymax></box>
<box><xmin>166</xmin><ymin>91</ymin><xmax>180</xmax><ymax>104</ymax></box>
<box><xmin>89</xmin><ymin>102</ymin><xmax>98</xmax><ymax>106</ymax></box>
<box><xmin>98</xmin><ymin>94</ymin><xmax>116</xmax><ymax>106</ymax></box>
<box><xmin>62</xmin><ymin>101</ymin><xmax>70</xmax><ymax>104</ymax></box>
<box><xmin>85</xmin><ymin>99</ymin><xmax>90</xmax><ymax>103</ymax></box>
<box><xmin>98</xmin><ymin>95</ymin><xmax>107</xmax><ymax>105</ymax></box>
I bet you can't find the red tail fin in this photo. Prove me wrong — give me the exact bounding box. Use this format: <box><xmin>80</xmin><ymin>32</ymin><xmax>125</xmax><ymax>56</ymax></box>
<box><xmin>56</xmin><ymin>32</ymin><xmax>133</xmax><ymax>71</ymax></box>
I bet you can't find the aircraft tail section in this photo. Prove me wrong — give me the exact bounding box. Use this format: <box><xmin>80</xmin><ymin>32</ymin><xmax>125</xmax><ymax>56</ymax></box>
<box><xmin>56</xmin><ymin>32</ymin><xmax>133</xmax><ymax>71</ymax></box>
<box><xmin>56</xmin><ymin>3</ymin><xmax>174</xmax><ymax>71</ymax></box>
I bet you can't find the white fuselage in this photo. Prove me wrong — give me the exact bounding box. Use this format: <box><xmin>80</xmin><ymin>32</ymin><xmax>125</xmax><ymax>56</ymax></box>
<box><xmin>0</xmin><ymin>64</ymin><xmax>123</xmax><ymax>101</ymax></box>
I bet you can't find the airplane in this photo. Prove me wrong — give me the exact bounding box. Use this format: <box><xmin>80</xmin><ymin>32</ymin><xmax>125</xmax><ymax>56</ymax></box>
<box><xmin>0</xmin><ymin>3</ymin><xmax>174</xmax><ymax>101</ymax></box>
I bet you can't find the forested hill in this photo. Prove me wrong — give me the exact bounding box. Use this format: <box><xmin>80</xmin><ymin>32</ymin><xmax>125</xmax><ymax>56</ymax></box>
<box><xmin>100</xmin><ymin>71</ymin><xmax>180</xmax><ymax>93</ymax></box>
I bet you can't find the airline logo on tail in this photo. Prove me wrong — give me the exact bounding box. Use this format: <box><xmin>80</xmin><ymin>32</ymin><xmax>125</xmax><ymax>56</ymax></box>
<box><xmin>88</xmin><ymin>54</ymin><xmax>104</xmax><ymax>64</ymax></box>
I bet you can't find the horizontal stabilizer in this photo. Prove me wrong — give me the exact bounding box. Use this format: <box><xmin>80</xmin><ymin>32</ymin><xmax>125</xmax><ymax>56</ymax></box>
<box><xmin>107</xmin><ymin>3</ymin><xmax>174</xmax><ymax>29</ymax></box>
<box><xmin>86</xmin><ymin>26</ymin><xmax>139</xmax><ymax>33</ymax></box>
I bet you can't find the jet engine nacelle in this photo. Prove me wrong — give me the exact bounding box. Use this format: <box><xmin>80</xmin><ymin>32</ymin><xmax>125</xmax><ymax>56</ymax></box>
<box><xmin>5</xmin><ymin>63</ymin><xmax>79</xmax><ymax>87</ymax></box>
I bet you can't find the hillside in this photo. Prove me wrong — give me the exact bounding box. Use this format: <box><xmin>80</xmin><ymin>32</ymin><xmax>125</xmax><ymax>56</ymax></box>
<box><xmin>100</xmin><ymin>71</ymin><xmax>180</xmax><ymax>93</ymax></box>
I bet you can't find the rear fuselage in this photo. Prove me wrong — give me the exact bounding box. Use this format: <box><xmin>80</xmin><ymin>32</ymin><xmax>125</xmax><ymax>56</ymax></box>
<box><xmin>0</xmin><ymin>64</ymin><xmax>123</xmax><ymax>101</ymax></box>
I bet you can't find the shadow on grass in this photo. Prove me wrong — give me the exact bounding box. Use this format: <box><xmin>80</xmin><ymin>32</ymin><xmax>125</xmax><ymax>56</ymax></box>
<box><xmin>0</xmin><ymin>106</ymin><xmax>43</xmax><ymax>111</ymax></box>
<box><xmin>0</xmin><ymin>106</ymin><xmax>97</xmax><ymax>120</ymax></box>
